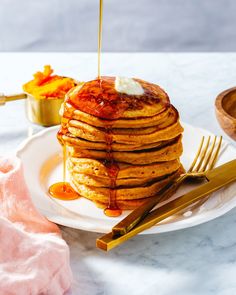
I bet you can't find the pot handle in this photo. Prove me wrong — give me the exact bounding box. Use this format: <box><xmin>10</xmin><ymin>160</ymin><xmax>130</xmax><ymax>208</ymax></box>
<box><xmin>0</xmin><ymin>93</ymin><xmax>27</xmax><ymax>106</ymax></box>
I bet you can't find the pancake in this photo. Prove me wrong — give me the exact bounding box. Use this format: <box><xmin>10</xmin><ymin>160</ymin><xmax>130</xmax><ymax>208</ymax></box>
<box><xmin>65</xmin><ymin>77</ymin><xmax>170</xmax><ymax>120</ymax></box>
<box><xmin>70</xmin><ymin>172</ymin><xmax>169</xmax><ymax>187</ymax></box>
<box><xmin>71</xmin><ymin>168</ymin><xmax>182</xmax><ymax>203</ymax></box>
<box><xmin>67</xmin><ymin>135</ymin><xmax>183</xmax><ymax>165</ymax></box>
<box><xmin>70</xmin><ymin>105</ymin><xmax>172</xmax><ymax>129</ymax></box>
<box><xmin>70</xmin><ymin>164</ymin><xmax>183</xmax><ymax>187</ymax></box>
<box><xmin>67</xmin><ymin>158</ymin><xmax>181</xmax><ymax>179</ymax></box>
<box><xmin>62</xmin><ymin>133</ymin><xmax>181</xmax><ymax>152</ymax></box>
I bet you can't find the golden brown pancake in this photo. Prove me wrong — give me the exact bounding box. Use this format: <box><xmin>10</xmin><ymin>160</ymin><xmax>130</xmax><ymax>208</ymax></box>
<box><xmin>67</xmin><ymin>135</ymin><xmax>183</xmax><ymax>165</ymax></box>
<box><xmin>70</xmin><ymin>164</ymin><xmax>183</xmax><ymax>188</ymax></box>
<box><xmin>71</xmin><ymin>168</ymin><xmax>182</xmax><ymax>203</ymax></box>
<box><xmin>71</xmin><ymin>105</ymin><xmax>172</xmax><ymax>129</ymax></box>
<box><xmin>64</xmin><ymin>77</ymin><xmax>170</xmax><ymax>120</ymax></box>
<box><xmin>70</xmin><ymin>172</ymin><xmax>168</xmax><ymax>187</ymax></box>
<box><xmin>62</xmin><ymin>133</ymin><xmax>182</xmax><ymax>152</ymax></box>
<box><xmin>67</xmin><ymin>158</ymin><xmax>181</xmax><ymax>179</ymax></box>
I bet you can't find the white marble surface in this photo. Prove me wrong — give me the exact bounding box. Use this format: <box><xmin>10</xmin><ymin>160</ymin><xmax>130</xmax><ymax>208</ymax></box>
<box><xmin>0</xmin><ymin>53</ymin><xmax>236</xmax><ymax>295</ymax></box>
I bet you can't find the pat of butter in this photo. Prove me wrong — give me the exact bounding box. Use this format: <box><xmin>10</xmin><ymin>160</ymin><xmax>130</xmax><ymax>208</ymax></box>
<box><xmin>115</xmin><ymin>77</ymin><xmax>144</xmax><ymax>95</ymax></box>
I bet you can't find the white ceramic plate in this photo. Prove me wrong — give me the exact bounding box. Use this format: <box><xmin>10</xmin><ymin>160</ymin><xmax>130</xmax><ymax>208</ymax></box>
<box><xmin>16</xmin><ymin>123</ymin><xmax>236</xmax><ymax>234</ymax></box>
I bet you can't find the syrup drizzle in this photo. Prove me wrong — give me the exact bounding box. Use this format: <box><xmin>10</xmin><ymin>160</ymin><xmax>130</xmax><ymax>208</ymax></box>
<box><xmin>63</xmin><ymin>144</ymin><xmax>67</xmax><ymax>183</ymax></box>
<box><xmin>97</xmin><ymin>0</ymin><xmax>103</xmax><ymax>79</ymax></box>
<box><xmin>103</xmin><ymin>126</ymin><xmax>122</xmax><ymax>217</ymax></box>
<box><xmin>49</xmin><ymin>112</ymin><xmax>80</xmax><ymax>201</ymax></box>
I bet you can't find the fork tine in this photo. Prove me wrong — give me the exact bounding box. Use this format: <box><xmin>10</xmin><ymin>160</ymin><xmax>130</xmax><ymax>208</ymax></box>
<box><xmin>193</xmin><ymin>136</ymin><xmax>211</xmax><ymax>172</ymax></box>
<box><xmin>199</xmin><ymin>136</ymin><xmax>217</xmax><ymax>172</ymax></box>
<box><xmin>208</xmin><ymin>136</ymin><xmax>223</xmax><ymax>170</ymax></box>
<box><xmin>188</xmin><ymin>136</ymin><xmax>205</xmax><ymax>172</ymax></box>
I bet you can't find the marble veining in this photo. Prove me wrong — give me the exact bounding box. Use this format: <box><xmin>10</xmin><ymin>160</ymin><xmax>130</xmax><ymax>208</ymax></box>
<box><xmin>0</xmin><ymin>53</ymin><xmax>236</xmax><ymax>295</ymax></box>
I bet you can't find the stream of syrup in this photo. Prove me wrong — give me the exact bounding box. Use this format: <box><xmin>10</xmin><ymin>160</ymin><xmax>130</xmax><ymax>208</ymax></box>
<box><xmin>97</xmin><ymin>0</ymin><xmax>103</xmax><ymax>79</ymax></box>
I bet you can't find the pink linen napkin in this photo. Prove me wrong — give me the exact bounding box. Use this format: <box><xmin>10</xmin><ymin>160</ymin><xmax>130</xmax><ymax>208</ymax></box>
<box><xmin>0</xmin><ymin>156</ymin><xmax>73</xmax><ymax>295</ymax></box>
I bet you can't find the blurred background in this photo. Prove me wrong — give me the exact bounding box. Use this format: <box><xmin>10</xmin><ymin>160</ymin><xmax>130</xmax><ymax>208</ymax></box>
<box><xmin>0</xmin><ymin>0</ymin><xmax>236</xmax><ymax>52</ymax></box>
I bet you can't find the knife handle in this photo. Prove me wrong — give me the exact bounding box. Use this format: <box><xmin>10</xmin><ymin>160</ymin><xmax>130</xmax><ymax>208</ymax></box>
<box><xmin>112</xmin><ymin>174</ymin><xmax>188</xmax><ymax>236</ymax></box>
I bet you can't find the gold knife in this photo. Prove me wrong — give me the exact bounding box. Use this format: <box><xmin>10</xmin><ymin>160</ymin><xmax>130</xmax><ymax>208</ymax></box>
<box><xmin>96</xmin><ymin>159</ymin><xmax>236</xmax><ymax>251</ymax></box>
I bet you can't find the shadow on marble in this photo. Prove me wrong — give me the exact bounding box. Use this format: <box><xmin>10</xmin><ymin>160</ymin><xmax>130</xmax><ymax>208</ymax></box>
<box><xmin>61</xmin><ymin>206</ymin><xmax>236</xmax><ymax>294</ymax></box>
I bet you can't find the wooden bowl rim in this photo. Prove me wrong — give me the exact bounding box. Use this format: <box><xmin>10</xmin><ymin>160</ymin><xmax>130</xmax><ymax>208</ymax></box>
<box><xmin>215</xmin><ymin>87</ymin><xmax>236</xmax><ymax>123</ymax></box>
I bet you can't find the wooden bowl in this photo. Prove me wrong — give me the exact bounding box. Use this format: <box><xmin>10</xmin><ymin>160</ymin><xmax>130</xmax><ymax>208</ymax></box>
<box><xmin>215</xmin><ymin>87</ymin><xmax>236</xmax><ymax>141</ymax></box>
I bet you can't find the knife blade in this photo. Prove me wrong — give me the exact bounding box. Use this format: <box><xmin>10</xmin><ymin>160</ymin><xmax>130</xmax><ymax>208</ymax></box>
<box><xmin>96</xmin><ymin>159</ymin><xmax>236</xmax><ymax>251</ymax></box>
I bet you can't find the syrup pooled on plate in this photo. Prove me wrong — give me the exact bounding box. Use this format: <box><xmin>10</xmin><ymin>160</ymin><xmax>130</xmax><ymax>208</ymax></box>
<box><xmin>49</xmin><ymin>145</ymin><xmax>80</xmax><ymax>201</ymax></box>
<box><xmin>49</xmin><ymin>182</ymin><xmax>79</xmax><ymax>201</ymax></box>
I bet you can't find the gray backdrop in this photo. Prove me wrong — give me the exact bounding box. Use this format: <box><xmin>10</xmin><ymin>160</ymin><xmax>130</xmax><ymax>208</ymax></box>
<box><xmin>0</xmin><ymin>0</ymin><xmax>236</xmax><ymax>52</ymax></box>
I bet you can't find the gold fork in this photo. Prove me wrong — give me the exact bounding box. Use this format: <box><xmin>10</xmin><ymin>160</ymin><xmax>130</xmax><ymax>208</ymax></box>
<box><xmin>112</xmin><ymin>135</ymin><xmax>223</xmax><ymax>236</ymax></box>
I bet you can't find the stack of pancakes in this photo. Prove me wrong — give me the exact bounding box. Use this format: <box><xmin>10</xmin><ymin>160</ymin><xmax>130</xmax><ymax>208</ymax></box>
<box><xmin>58</xmin><ymin>77</ymin><xmax>184</xmax><ymax>211</ymax></box>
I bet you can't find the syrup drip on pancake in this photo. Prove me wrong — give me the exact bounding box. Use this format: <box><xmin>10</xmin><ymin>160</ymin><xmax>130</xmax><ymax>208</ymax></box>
<box><xmin>71</xmin><ymin>78</ymin><xmax>123</xmax><ymax>216</ymax></box>
<box><xmin>103</xmin><ymin>125</ymin><xmax>122</xmax><ymax>217</ymax></box>
<box><xmin>57</xmin><ymin>102</ymin><xmax>76</xmax><ymax>141</ymax></box>
<box><xmin>63</xmin><ymin>144</ymin><xmax>67</xmax><ymax>183</ymax></box>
